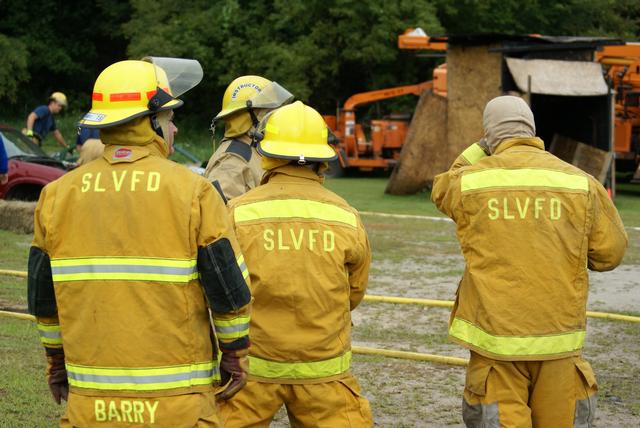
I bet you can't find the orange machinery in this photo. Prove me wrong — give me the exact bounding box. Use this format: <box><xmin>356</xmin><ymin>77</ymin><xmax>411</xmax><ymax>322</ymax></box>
<box><xmin>596</xmin><ymin>43</ymin><xmax>640</xmax><ymax>180</ymax></box>
<box><xmin>324</xmin><ymin>29</ymin><xmax>446</xmax><ymax>173</ymax></box>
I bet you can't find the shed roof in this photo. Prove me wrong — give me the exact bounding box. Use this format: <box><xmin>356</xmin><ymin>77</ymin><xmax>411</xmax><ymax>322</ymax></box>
<box><xmin>429</xmin><ymin>33</ymin><xmax>624</xmax><ymax>51</ymax></box>
<box><xmin>505</xmin><ymin>58</ymin><xmax>608</xmax><ymax>96</ymax></box>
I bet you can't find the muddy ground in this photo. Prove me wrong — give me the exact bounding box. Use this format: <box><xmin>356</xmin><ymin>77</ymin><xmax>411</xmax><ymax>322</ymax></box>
<box><xmin>274</xmin><ymin>216</ymin><xmax>640</xmax><ymax>427</ymax></box>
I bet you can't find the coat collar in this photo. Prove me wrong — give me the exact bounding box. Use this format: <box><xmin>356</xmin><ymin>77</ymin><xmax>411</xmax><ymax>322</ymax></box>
<box><xmin>262</xmin><ymin>164</ymin><xmax>325</xmax><ymax>185</ymax></box>
<box><xmin>493</xmin><ymin>137</ymin><xmax>545</xmax><ymax>155</ymax></box>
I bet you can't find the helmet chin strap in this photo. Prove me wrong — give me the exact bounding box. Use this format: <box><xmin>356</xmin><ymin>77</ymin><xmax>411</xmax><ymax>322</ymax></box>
<box><xmin>150</xmin><ymin>114</ymin><xmax>164</xmax><ymax>139</ymax></box>
<box><xmin>246</xmin><ymin>100</ymin><xmax>260</xmax><ymax>128</ymax></box>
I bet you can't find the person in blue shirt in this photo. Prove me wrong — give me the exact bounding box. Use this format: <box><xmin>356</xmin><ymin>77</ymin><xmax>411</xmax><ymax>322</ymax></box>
<box><xmin>24</xmin><ymin>92</ymin><xmax>70</xmax><ymax>149</ymax></box>
<box><xmin>75</xmin><ymin>127</ymin><xmax>100</xmax><ymax>150</ymax></box>
<box><xmin>0</xmin><ymin>133</ymin><xmax>8</xmax><ymax>185</ymax></box>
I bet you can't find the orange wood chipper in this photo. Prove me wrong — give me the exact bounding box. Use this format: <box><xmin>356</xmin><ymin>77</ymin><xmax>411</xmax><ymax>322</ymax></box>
<box><xmin>323</xmin><ymin>28</ymin><xmax>446</xmax><ymax>175</ymax></box>
<box><xmin>597</xmin><ymin>43</ymin><xmax>640</xmax><ymax>181</ymax></box>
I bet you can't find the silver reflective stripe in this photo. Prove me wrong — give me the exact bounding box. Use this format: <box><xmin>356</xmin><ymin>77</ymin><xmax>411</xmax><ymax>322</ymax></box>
<box><xmin>38</xmin><ymin>330</ymin><xmax>61</xmax><ymax>339</ymax></box>
<box><xmin>51</xmin><ymin>265</ymin><xmax>196</xmax><ymax>275</ymax></box>
<box><xmin>462</xmin><ymin>400</ymin><xmax>500</xmax><ymax>428</ymax></box>
<box><xmin>67</xmin><ymin>369</ymin><xmax>216</xmax><ymax>385</ymax></box>
<box><xmin>215</xmin><ymin>323</ymin><xmax>250</xmax><ymax>335</ymax></box>
<box><xmin>574</xmin><ymin>394</ymin><xmax>597</xmax><ymax>428</ymax></box>
<box><xmin>238</xmin><ymin>262</ymin><xmax>248</xmax><ymax>273</ymax></box>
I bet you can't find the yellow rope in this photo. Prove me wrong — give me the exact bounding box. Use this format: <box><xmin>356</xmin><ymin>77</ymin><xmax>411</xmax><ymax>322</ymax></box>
<box><xmin>365</xmin><ymin>295</ymin><xmax>454</xmax><ymax>308</ymax></box>
<box><xmin>0</xmin><ymin>310</ymin><xmax>35</xmax><ymax>321</ymax></box>
<box><xmin>2</xmin><ymin>269</ymin><xmax>639</xmax><ymax>323</ymax></box>
<box><xmin>364</xmin><ymin>295</ymin><xmax>640</xmax><ymax>324</ymax></box>
<box><xmin>0</xmin><ymin>269</ymin><xmax>27</xmax><ymax>278</ymax></box>
<box><xmin>352</xmin><ymin>346</ymin><xmax>468</xmax><ymax>366</ymax></box>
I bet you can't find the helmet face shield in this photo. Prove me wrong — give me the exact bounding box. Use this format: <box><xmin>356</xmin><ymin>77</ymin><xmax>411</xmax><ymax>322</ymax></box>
<box><xmin>248</xmin><ymin>82</ymin><xmax>294</xmax><ymax>110</ymax></box>
<box><xmin>79</xmin><ymin>58</ymin><xmax>203</xmax><ymax>129</ymax></box>
<box><xmin>142</xmin><ymin>57</ymin><xmax>204</xmax><ymax>99</ymax></box>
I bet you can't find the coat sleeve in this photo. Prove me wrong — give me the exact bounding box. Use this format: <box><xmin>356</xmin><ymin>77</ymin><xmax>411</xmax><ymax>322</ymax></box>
<box><xmin>0</xmin><ymin>135</ymin><xmax>8</xmax><ymax>174</ymax></box>
<box><xmin>28</xmin><ymin>184</ymin><xmax>64</xmax><ymax>357</ymax></box>
<box><xmin>347</xmin><ymin>214</ymin><xmax>371</xmax><ymax>310</ymax></box>
<box><xmin>587</xmin><ymin>179</ymin><xmax>628</xmax><ymax>272</ymax></box>
<box><xmin>431</xmin><ymin>142</ymin><xmax>487</xmax><ymax>221</ymax></box>
<box><xmin>205</xmin><ymin>153</ymin><xmax>252</xmax><ymax>200</ymax></box>
<box><xmin>195</xmin><ymin>179</ymin><xmax>252</xmax><ymax>352</ymax></box>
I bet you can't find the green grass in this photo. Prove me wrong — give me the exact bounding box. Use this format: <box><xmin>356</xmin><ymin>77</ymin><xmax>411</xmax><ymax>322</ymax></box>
<box><xmin>0</xmin><ymin>230</ymin><xmax>31</xmax><ymax>309</ymax></box>
<box><xmin>616</xmin><ymin>183</ymin><xmax>640</xmax><ymax>226</ymax></box>
<box><xmin>0</xmin><ymin>318</ymin><xmax>64</xmax><ymax>427</ymax></box>
<box><xmin>325</xmin><ymin>177</ymin><xmax>441</xmax><ymax>217</ymax></box>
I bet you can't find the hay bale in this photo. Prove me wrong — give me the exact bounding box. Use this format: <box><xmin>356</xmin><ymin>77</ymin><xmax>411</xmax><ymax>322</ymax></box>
<box><xmin>387</xmin><ymin>44</ymin><xmax>504</xmax><ymax>195</ymax></box>
<box><xmin>0</xmin><ymin>200</ymin><xmax>36</xmax><ymax>234</ymax></box>
<box><xmin>386</xmin><ymin>91</ymin><xmax>448</xmax><ymax>194</ymax></box>
<box><xmin>446</xmin><ymin>44</ymin><xmax>503</xmax><ymax>164</ymax></box>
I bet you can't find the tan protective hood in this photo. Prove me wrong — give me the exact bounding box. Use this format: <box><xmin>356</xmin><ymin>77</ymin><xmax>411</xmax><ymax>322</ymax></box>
<box><xmin>99</xmin><ymin>116</ymin><xmax>169</xmax><ymax>157</ymax></box>
<box><xmin>483</xmin><ymin>96</ymin><xmax>535</xmax><ymax>153</ymax></box>
<box><xmin>224</xmin><ymin>108</ymin><xmax>269</xmax><ymax>138</ymax></box>
<box><xmin>260</xmin><ymin>157</ymin><xmax>328</xmax><ymax>184</ymax></box>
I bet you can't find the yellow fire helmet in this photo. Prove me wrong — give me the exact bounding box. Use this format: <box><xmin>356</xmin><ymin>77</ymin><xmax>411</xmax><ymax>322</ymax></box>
<box><xmin>256</xmin><ymin>101</ymin><xmax>337</xmax><ymax>163</ymax></box>
<box><xmin>215</xmin><ymin>75</ymin><xmax>294</xmax><ymax>121</ymax></box>
<box><xmin>79</xmin><ymin>57</ymin><xmax>203</xmax><ymax>128</ymax></box>
<box><xmin>49</xmin><ymin>92</ymin><xmax>68</xmax><ymax>108</ymax></box>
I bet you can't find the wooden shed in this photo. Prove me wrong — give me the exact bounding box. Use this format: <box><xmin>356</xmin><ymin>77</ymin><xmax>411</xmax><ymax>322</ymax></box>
<box><xmin>386</xmin><ymin>34</ymin><xmax>623</xmax><ymax>195</ymax></box>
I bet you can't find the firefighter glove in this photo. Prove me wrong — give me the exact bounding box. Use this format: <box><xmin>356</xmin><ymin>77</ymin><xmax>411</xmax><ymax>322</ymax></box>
<box><xmin>216</xmin><ymin>348</ymin><xmax>249</xmax><ymax>400</ymax></box>
<box><xmin>46</xmin><ymin>353</ymin><xmax>69</xmax><ymax>404</ymax></box>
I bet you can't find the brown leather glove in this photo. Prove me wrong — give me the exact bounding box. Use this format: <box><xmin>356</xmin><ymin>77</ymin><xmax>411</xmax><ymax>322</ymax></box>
<box><xmin>46</xmin><ymin>354</ymin><xmax>69</xmax><ymax>404</ymax></box>
<box><xmin>216</xmin><ymin>348</ymin><xmax>249</xmax><ymax>400</ymax></box>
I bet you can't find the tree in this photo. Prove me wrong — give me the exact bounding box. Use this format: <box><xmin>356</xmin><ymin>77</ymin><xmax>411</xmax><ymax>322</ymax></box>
<box><xmin>0</xmin><ymin>0</ymin><xmax>131</xmax><ymax>114</ymax></box>
<box><xmin>434</xmin><ymin>0</ymin><xmax>640</xmax><ymax>39</ymax></box>
<box><xmin>0</xmin><ymin>34</ymin><xmax>29</xmax><ymax>103</ymax></box>
<box><xmin>124</xmin><ymin>0</ymin><xmax>443</xmax><ymax>117</ymax></box>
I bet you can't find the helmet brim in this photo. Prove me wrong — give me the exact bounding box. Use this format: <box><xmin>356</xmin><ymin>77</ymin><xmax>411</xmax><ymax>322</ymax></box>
<box><xmin>214</xmin><ymin>81</ymin><xmax>294</xmax><ymax>122</ymax></box>
<box><xmin>214</xmin><ymin>105</ymin><xmax>246</xmax><ymax>121</ymax></box>
<box><xmin>257</xmin><ymin>139</ymin><xmax>338</xmax><ymax>162</ymax></box>
<box><xmin>78</xmin><ymin>99</ymin><xmax>182</xmax><ymax>129</ymax></box>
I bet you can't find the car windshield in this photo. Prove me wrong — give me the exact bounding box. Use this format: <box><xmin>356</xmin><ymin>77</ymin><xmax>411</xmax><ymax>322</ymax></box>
<box><xmin>0</xmin><ymin>128</ymin><xmax>49</xmax><ymax>158</ymax></box>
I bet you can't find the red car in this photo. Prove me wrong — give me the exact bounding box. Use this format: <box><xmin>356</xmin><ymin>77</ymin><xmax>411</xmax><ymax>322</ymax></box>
<box><xmin>0</xmin><ymin>125</ymin><xmax>72</xmax><ymax>201</ymax></box>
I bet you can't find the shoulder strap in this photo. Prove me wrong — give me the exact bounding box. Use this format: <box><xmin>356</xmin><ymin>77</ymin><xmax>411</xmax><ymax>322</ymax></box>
<box><xmin>225</xmin><ymin>139</ymin><xmax>252</xmax><ymax>163</ymax></box>
<box><xmin>211</xmin><ymin>180</ymin><xmax>228</xmax><ymax>205</ymax></box>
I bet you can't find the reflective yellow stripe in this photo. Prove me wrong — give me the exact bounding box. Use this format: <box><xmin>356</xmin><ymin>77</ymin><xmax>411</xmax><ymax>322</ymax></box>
<box><xmin>237</xmin><ymin>255</ymin><xmax>249</xmax><ymax>280</ymax></box>
<box><xmin>461</xmin><ymin>169</ymin><xmax>589</xmax><ymax>192</ymax></box>
<box><xmin>213</xmin><ymin>315</ymin><xmax>250</xmax><ymax>328</ymax></box>
<box><xmin>66</xmin><ymin>361</ymin><xmax>219</xmax><ymax>391</ymax></box>
<box><xmin>449</xmin><ymin>317</ymin><xmax>585</xmax><ymax>357</ymax></box>
<box><xmin>50</xmin><ymin>257</ymin><xmax>198</xmax><ymax>283</ymax></box>
<box><xmin>50</xmin><ymin>257</ymin><xmax>197</xmax><ymax>268</ymax></box>
<box><xmin>249</xmin><ymin>351</ymin><xmax>351</xmax><ymax>379</ymax></box>
<box><xmin>461</xmin><ymin>144</ymin><xmax>487</xmax><ymax>165</ymax></box>
<box><xmin>37</xmin><ymin>322</ymin><xmax>62</xmax><ymax>346</ymax></box>
<box><xmin>235</xmin><ymin>199</ymin><xmax>357</xmax><ymax>228</ymax></box>
<box><xmin>214</xmin><ymin>315</ymin><xmax>250</xmax><ymax>340</ymax></box>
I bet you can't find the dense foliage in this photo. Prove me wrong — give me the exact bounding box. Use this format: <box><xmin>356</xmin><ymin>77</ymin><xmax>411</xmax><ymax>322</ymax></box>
<box><xmin>1</xmin><ymin>0</ymin><xmax>638</xmax><ymax>120</ymax></box>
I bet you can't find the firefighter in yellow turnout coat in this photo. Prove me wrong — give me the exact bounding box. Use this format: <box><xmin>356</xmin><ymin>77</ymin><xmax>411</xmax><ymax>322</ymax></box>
<box><xmin>27</xmin><ymin>59</ymin><xmax>252</xmax><ymax>427</ymax></box>
<box><xmin>205</xmin><ymin>76</ymin><xmax>294</xmax><ymax>201</ymax></box>
<box><xmin>432</xmin><ymin>96</ymin><xmax>628</xmax><ymax>428</ymax></box>
<box><xmin>220</xmin><ymin>101</ymin><xmax>373</xmax><ymax>427</ymax></box>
